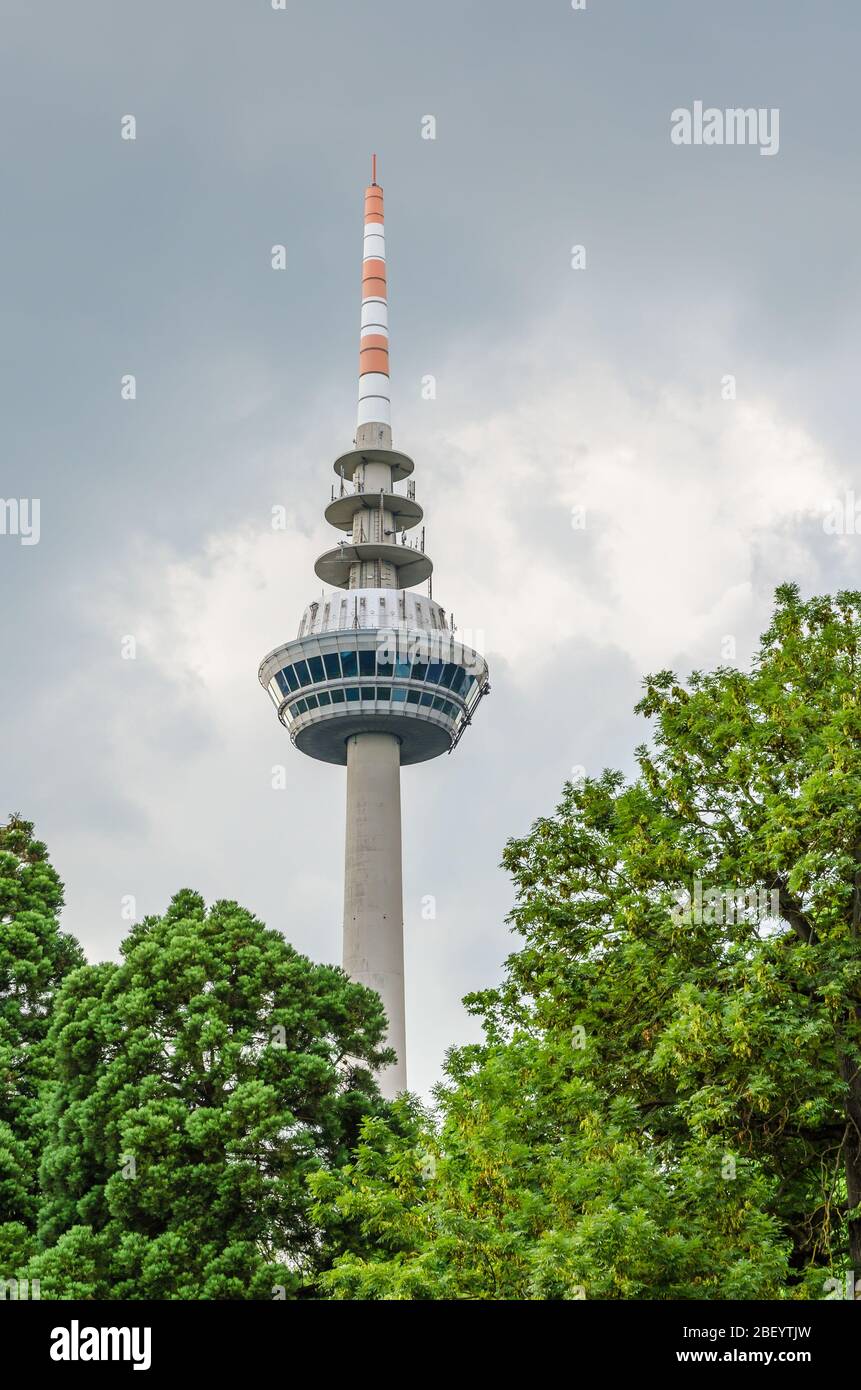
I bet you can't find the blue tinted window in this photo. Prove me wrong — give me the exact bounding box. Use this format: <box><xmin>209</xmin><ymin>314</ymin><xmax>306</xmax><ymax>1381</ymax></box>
<box><xmin>295</xmin><ymin>698</ymin><xmax>308</xmax><ymax>713</ymax></box>
<box><xmin>395</xmin><ymin>658</ymin><xmax>412</xmax><ymax>678</ymax></box>
<box><xmin>361</xmin><ymin>686</ymin><xmax>376</xmax><ymax>700</ymax></box>
<box><xmin>341</xmin><ymin>651</ymin><xmax>358</xmax><ymax>678</ymax></box>
<box><xmin>450</xmin><ymin>667</ymin><xmax>467</xmax><ymax>695</ymax></box>
<box><xmin>305</xmin><ymin>694</ymin><xmax>319</xmax><ymax>709</ymax></box>
<box><xmin>307</xmin><ymin>656</ymin><xmax>325</xmax><ymax>683</ymax></box>
<box><xmin>317</xmin><ymin>690</ymin><xmax>332</xmax><ymax>706</ymax></box>
<box><xmin>294</xmin><ymin>660</ymin><xmax>311</xmax><ymax>687</ymax></box>
<box><xmin>406</xmin><ymin>689</ymin><xmax>421</xmax><ymax>704</ymax></box>
<box><xmin>377</xmin><ymin>656</ymin><xmax>393</xmax><ymax>677</ymax></box>
<box><xmin>412</xmin><ymin>662</ymin><xmax>428</xmax><ymax>681</ymax></box>
<box><xmin>378</xmin><ymin>686</ymin><xmax>391</xmax><ymax>700</ymax></box>
<box><xmin>323</xmin><ymin>653</ymin><xmax>341</xmax><ymax>679</ymax></box>
<box><xmin>346</xmin><ymin>687</ymin><xmax>360</xmax><ymax>702</ymax></box>
<box><xmin>276</xmin><ymin>670</ymin><xmax>291</xmax><ymax>696</ymax></box>
<box><xmin>359</xmin><ymin>650</ymin><xmax>375</xmax><ymax>676</ymax></box>
<box><xmin>284</xmin><ymin>665</ymin><xmax>299</xmax><ymax>692</ymax></box>
<box><xmin>331</xmin><ymin>689</ymin><xmax>345</xmax><ymax>703</ymax></box>
<box><xmin>432</xmin><ymin>695</ymin><xmax>446</xmax><ymax>711</ymax></box>
<box><xmin>392</xmin><ymin>687</ymin><xmax>407</xmax><ymax>701</ymax></box>
<box><xmin>289</xmin><ymin>702</ymin><xmax>302</xmax><ymax>718</ymax></box>
<box><xmin>441</xmin><ymin>663</ymin><xmax>458</xmax><ymax>688</ymax></box>
<box><xmin>419</xmin><ymin>692</ymin><xmax>434</xmax><ymax>707</ymax></box>
<box><xmin>443</xmin><ymin>701</ymin><xmax>456</xmax><ymax>717</ymax></box>
<box><xmin>426</xmin><ymin>662</ymin><xmax>444</xmax><ymax>684</ymax></box>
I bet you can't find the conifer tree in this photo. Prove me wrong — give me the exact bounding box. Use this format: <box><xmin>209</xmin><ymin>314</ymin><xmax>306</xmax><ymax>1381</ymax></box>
<box><xmin>28</xmin><ymin>889</ymin><xmax>392</xmax><ymax>1298</ymax></box>
<box><xmin>0</xmin><ymin>813</ymin><xmax>83</xmax><ymax>1271</ymax></box>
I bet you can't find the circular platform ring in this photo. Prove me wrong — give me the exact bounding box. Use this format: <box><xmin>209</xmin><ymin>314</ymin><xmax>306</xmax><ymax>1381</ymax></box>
<box><xmin>314</xmin><ymin>542</ymin><xmax>433</xmax><ymax>590</ymax></box>
<box><xmin>333</xmin><ymin>446</ymin><xmax>415</xmax><ymax>484</ymax></box>
<box><xmin>324</xmin><ymin>490</ymin><xmax>423</xmax><ymax>533</ymax></box>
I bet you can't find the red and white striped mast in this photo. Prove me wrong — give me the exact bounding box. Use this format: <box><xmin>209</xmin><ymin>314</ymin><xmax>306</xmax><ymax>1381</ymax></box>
<box><xmin>356</xmin><ymin>154</ymin><xmax>392</xmax><ymax>449</ymax></box>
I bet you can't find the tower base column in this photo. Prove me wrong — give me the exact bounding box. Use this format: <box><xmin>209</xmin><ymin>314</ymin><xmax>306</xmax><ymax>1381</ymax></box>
<box><xmin>343</xmin><ymin>731</ymin><xmax>406</xmax><ymax>1097</ymax></box>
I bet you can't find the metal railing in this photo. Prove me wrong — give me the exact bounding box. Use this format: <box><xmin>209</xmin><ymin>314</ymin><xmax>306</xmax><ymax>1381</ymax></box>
<box><xmin>330</xmin><ymin>479</ymin><xmax>418</xmax><ymax>503</ymax></box>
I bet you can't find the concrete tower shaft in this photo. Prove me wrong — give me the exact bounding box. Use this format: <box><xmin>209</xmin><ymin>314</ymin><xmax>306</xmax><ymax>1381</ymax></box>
<box><xmin>343</xmin><ymin>731</ymin><xmax>406</xmax><ymax>1095</ymax></box>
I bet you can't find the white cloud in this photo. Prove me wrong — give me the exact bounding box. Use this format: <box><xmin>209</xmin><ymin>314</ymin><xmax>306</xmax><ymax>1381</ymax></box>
<box><xmin>405</xmin><ymin>334</ymin><xmax>842</xmax><ymax>677</ymax></box>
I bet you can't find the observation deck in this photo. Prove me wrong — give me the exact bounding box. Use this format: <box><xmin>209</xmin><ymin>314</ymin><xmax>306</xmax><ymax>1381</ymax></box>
<box><xmin>259</xmin><ymin>624</ymin><xmax>489</xmax><ymax>766</ymax></box>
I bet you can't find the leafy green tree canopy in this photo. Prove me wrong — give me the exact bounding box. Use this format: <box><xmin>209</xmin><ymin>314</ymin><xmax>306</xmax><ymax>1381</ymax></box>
<box><xmin>312</xmin><ymin>587</ymin><xmax>861</xmax><ymax>1298</ymax></box>
<box><xmin>29</xmin><ymin>890</ymin><xmax>392</xmax><ymax>1298</ymax></box>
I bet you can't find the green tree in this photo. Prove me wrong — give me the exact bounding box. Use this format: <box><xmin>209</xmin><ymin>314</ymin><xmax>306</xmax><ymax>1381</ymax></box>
<box><xmin>0</xmin><ymin>814</ymin><xmax>83</xmax><ymax>1268</ymax></box>
<box><xmin>27</xmin><ymin>889</ymin><xmax>392</xmax><ymax>1298</ymax></box>
<box><xmin>311</xmin><ymin>586</ymin><xmax>861</xmax><ymax>1297</ymax></box>
<box><xmin>312</xmin><ymin>1051</ymin><xmax>790</xmax><ymax>1299</ymax></box>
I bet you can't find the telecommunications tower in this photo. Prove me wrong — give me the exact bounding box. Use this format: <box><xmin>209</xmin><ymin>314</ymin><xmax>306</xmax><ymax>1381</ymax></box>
<box><xmin>258</xmin><ymin>161</ymin><xmax>489</xmax><ymax>1096</ymax></box>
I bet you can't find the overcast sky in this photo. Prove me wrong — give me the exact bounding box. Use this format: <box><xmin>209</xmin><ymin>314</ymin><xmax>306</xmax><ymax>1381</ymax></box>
<box><xmin>2</xmin><ymin>0</ymin><xmax>860</xmax><ymax>1096</ymax></box>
